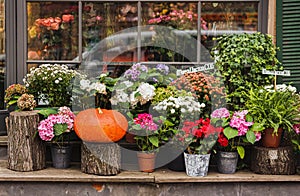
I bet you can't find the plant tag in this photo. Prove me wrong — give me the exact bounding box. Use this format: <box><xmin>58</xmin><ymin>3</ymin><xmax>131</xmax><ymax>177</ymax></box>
<box><xmin>262</xmin><ymin>69</ymin><xmax>290</xmax><ymax>76</ymax></box>
<box><xmin>176</xmin><ymin>63</ymin><xmax>215</xmax><ymax>76</ymax></box>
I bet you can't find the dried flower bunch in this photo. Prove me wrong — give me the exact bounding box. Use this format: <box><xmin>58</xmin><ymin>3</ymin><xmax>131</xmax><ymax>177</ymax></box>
<box><xmin>17</xmin><ymin>93</ymin><xmax>37</xmax><ymax>111</ymax></box>
<box><xmin>4</xmin><ymin>84</ymin><xmax>27</xmax><ymax>108</ymax></box>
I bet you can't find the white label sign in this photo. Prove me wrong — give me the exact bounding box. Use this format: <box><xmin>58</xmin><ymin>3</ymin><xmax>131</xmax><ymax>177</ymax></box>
<box><xmin>262</xmin><ymin>69</ymin><xmax>291</xmax><ymax>76</ymax></box>
<box><xmin>176</xmin><ymin>63</ymin><xmax>215</xmax><ymax>76</ymax></box>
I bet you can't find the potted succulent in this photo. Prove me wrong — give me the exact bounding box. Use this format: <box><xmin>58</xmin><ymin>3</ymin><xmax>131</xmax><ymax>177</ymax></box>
<box><xmin>211</xmin><ymin>108</ymin><xmax>263</xmax><ymax>174</ymax></box>
<box><xmin>244</xmin><ymin>84</ymin><xmax>300</xmax><ymax>148</ymax></box>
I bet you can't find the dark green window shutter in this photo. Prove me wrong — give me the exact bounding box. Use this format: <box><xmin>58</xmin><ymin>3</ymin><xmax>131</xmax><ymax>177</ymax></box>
<box><xmin>277</xmin><ymin>0</ymin><xmax>300</xmax><ymax>90</ymax></box>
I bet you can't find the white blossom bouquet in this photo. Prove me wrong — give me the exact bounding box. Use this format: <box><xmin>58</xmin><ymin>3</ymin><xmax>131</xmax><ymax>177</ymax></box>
<box><xmin>23</xmin><ymin>64</ymin><xmax>78</xmax><ymax>107</ymax></box>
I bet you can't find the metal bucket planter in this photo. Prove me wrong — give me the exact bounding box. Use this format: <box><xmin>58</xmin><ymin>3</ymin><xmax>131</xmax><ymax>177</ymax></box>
<box><xmin>217</xmin><ymin>151</ymin><xmax>238</xmax><ymax>174</ymax></box>
<box><xmin>51</xmin><ymin>145</ymin><xmax>72</xmax><ymax>169</ymax></box>
<box><xmin>184</xmin><ymin>152</ymin><xmax>210</xmax><ymax>177</ymax></box>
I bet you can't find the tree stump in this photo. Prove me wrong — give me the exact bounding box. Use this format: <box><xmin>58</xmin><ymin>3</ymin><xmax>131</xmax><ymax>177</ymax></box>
<box><xmin>81</xmin><ymin>142</ymin><xmax>120</xmax><ymax>175</ymax></box>
<box><xmin>250</xmin><ymin>146</ymin><xmax>296</xmax><ymax>175</ymax></box>
<box><xmin>6</xmin><ymin>111</ymin><xmax>46</xmax><ymax>171</ymax></box>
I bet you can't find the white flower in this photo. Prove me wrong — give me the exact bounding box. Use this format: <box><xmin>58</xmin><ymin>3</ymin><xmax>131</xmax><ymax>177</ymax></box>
<box><xmin>136</xmin><ymin>82</ymin><xmax>156</xmax><ymax>105</ymax></box>
<box><xmin>55</xmin><ymin>80</ymin><xmax>59</xmax><ymax>84</ymax></box>
<box><xmin>80</xmin><ymin>79</ymin><xmax>91</xmax><ymax>90</ymax></box>
<box><xmin>91</xmin><ymin>82</ymin><xmax>107</xmax><ymax>94</ymax></box>
<box><xmin>170</xmin><ymin>109</ymin><xmax>175</xmax><ymax>114</ymax></box>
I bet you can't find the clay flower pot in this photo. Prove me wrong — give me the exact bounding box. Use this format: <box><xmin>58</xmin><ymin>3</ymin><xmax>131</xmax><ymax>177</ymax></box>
<box><xmin>137</xmin><ymin>152</ymin><xmax>156</xmax><ymax>173</ymax></box>
<box><xmin>261</xmin><ymin>128</ymin><xmax>283</xmax><ymax>148</ymax></box>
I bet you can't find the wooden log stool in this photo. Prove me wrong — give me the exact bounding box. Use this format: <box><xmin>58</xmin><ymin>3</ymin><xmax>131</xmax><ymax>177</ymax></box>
<box><xmin>250</xmin><ymin>146</ymin><xmax>296</xmax><ymax>175</ymax></box>
<box><xmin>6</xmin><ymin>111</ymin><xmax>46</xmax><ymax>171</ymax></box>
<box><xmin>81</xmin><ymin>142</ymin><xmax>120</xmax><ymax>175</ymax></box>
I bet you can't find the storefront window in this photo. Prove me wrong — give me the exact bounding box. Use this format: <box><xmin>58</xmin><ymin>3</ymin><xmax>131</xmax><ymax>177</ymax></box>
<box><xmin>0</xmin><ymin>0</ymin><xmax>5</xmax><ymax>109</ymax></box>
<box><xmin>27</xmin><ymin>2</ymin><xmax>78</xmax><ymax>61</ymax></box>
<box><xmin>26</xmin><ymin>1</ymin><xmax>260</xmax><ymax>75</ymax></box>
<box><xmin>201</xmin><ymin>2</ymin><xmax>258</xmax><ymax>61</ymax></box>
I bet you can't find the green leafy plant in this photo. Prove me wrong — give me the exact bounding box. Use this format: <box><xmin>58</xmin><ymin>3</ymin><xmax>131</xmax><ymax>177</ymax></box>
<box><xmin>244</xmin><ymin>85</ymin><xmax>300</xmax><ymax>134</ymax></box>
<box><xmin>211</xmin><ymin>33</ymin><xmax>281</xmax><ymax>110</ymax></box>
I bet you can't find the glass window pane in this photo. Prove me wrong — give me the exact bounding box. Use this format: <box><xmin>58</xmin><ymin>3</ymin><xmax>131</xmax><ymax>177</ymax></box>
<box><xmin>142</xmin><ymin>2</ymin><xmax>198</xmax><ymax>62</ymax></box>
<box><xmin>201</xmin><ymin>1</ymin><xmax>259</xmax><ymax>62</ymax></box>
<box><xmin>27</xmin><ymin>2</ymin><xmax>78</xmax><ymax>61</ymax></box>
<box><xmin>81</xmin><ymin>2</ymin><xmax>138</xmax><ymax>77</ymax></box>
<box><xmin>0</xmin><ymin>0</ymin><xmax>4</xmax><ymax>110</ymax></box>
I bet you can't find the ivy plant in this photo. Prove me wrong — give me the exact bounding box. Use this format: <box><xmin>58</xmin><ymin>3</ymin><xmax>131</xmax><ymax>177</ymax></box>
<box><xmin>211</xmin><ymin>33</ymin><xmax>281</xmax><ymax>110</ymax></box>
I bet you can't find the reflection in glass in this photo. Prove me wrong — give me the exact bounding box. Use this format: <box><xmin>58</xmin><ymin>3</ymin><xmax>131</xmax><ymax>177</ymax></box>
<box><xmin>81</xmin><ymin>2</ymin><xmax>138</xmax><ymax>77</ymax></box>
<box><xmin>27</xmin><ymin>2</ymin><xmax>78</xmax><ymax>61</ymax></box>
<box><xmin>142</xmin><ymin>2</ymin><xmax>198</xmax><ymax>62</ymax></box>
<box><xmin>201</xmin><ymin>2</ymin><xmax>258</xmax><ymax>62</ymax></box>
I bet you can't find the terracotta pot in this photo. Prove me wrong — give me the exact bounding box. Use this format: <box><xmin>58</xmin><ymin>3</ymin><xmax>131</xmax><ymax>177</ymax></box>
<box><xmin>261</xmin><ymin>128</ymin><xmax>283</xmax><ymax>148</ymax></box>
<box><xmin>137</xmin><ymin>152</ymin><xmax>156</xmax><ymax>173</ymax></box>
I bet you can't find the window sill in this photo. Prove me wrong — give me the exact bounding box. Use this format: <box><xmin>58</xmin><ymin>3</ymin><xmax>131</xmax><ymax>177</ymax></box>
<box><xmin>0</xmin><ymin>160</ymin><xmax>299</xmax><ymax>183</ymax></box>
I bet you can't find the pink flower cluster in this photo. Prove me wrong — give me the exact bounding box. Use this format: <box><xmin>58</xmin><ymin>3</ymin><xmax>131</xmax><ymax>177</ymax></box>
<box><xmin>211</xmin><ymin>107</ymin><xmax>230</xmax><ymax>118</ymax></box>
<box><xmin>134</xmin><ymin>113</ymin><xmax>158</xmax><ymax>131</ymax></box>
<box><xmin>38</xmin><ymin>107</ymin><xmax>75</xmax><ymax>141</ymax></box>
<box><xmin>229</xmin><ymin>110</ymin><xmax>254</xmax><ymax>136</ymax></box>
<box><xmin>293</xmin><ymin>124</ymin><xmax>300</xmax><ymax>134</ymax></box>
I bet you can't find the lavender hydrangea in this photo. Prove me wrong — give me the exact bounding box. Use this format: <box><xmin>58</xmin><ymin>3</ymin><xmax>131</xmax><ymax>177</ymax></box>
<box><xmin>156</xmin><ymin>64</ymin><xmax>169</xmax><ymax>75</ymax></box>
<box><xmin>124</xmin><ymin>63</ymin><xmax>148</xmax><ymax>81</ymax></box>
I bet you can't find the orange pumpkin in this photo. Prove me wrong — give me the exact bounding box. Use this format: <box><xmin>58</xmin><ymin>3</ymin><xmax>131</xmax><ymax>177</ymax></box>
<box><xmin>74</xmin><ymin>108</ymin><xmax>128</xmax><ymax>143</ymax></box>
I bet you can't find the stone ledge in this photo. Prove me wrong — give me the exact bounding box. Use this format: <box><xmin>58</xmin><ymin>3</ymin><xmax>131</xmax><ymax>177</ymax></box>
<box><xmin>0</xmin><ymin>160</ymin><xmax>299</xmax><ymax>183</ymax></box>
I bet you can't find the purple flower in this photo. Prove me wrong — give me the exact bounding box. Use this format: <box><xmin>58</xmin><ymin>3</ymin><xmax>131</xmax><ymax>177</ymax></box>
<box><xmin>211</xmin><ymin>108</ymin><xmax>230</xmax><ymax>118</ymax></box>
<box><xmin>156</xmin><ymin>64</ymin><xmax>169</xmax><ymax>75</ymax></box>
<box><xmin>124</xmin><ymin>63</ymin><xmax>148</xmax><ymax>81</ymax></box>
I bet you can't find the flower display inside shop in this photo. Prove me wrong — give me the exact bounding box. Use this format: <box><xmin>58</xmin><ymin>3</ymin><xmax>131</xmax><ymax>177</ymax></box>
<box><xmin>29</xmin><ymin>14</ymin><xmax>75</xmax><ymax>60</ymax></box>
<box><xmin>23</xmin><ymin>64</ymin><xmax>79</xmax><ymax>107</ymax></box>
<box><xmin>4</xmin><ymin>84</ymin><xmax>27</xmax><ymax>109</ymax></box>
<box><xmin>211</xmin><ymin>108</ymin><xmax>264</xmax><ymax>159</ymax></box>
<box><xmin>38</xmin><ymin>106</ymin><xmax>75</xmax><ymax>146</ymax></box>
<box><xmin>175</xmin><ymin>118</ymin><xmax>219</xmax><ymax>155</ymax></box>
